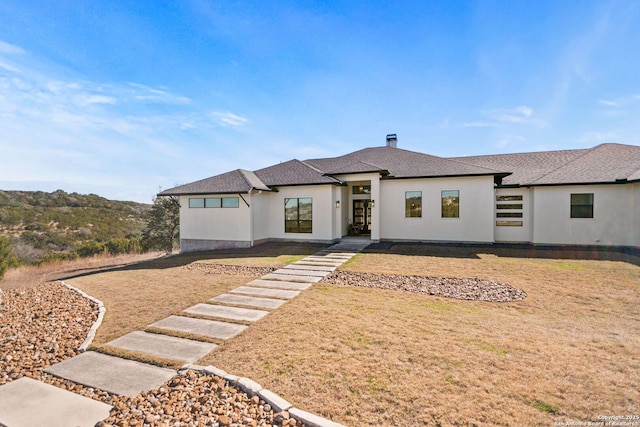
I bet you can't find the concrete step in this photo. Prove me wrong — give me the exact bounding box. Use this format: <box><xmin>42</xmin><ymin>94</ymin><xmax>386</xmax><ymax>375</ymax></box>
<box><xmin>184</xmin><ymin>303</ymin><xmax>269</xmax><ymax>322</ymax></box>
<box><xmin>247</xmin><ymin>279</ymin><xmax>312</xmax><ymax>291</ymax></box>
<box><xmin>106</xmin><ymin>331</ymin><xmax>217</xmax><ymax>363</ymax></box>
<box><xmin>211</xmin><ymin>293</ymin><xmax>286</xmax><ymax>309</ymax></box>
<box><xmin>150</xmin><ymin>315</ymin><xmax>247</xmax><ymax>340</ymax></box>
<box><xmin>231</xmin><ymin>286</ymin><xmax>300</xmax><ymax>299</ymax></box>
<box><xmin>261</xmin><ymin>273</ymin><xmax>322</xmax><ymax>283</ymax></box>
<box><xmin>272</xmin><ymin>268</ymin><xmax>329</xmax><ymax>277</ymax></box>
<box><xmin>0</xmin><ymin>377</ymin><xmax>113</xmax><ymax>427</ymax></box>
<box><xmin>280</xmin><ymin>264</ymin><xmax>336</xmax><ymax>272</ymax></box>
<box><xmin>44</xmin><ymin>351</ymin><xmax>176</xmax><ymax>397</ymax></box>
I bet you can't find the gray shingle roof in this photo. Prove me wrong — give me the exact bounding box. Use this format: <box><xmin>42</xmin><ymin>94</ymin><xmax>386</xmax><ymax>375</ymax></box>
<box><xmin>453</xmin><ymin>143</ymin><xmax>640</xmax><ymax>186</ymax></box>
<box><xmin>254</xmin><ymin>159</ymin><xmax>339</xmax><ymax>186</ymax></box>
<box><xmin>306</xmin><ymin>146</ymin><xmax>504</xmax><ymax>178</ymax></box>
<box><xmin>159</xmin><ymin>143</ymin><xmax>640</xmax><ymax>196</ymax></box>
<box><xmin>159</xmin><ymin>169</ymin><xmax>269</xmax><ymax>196</ymax></box>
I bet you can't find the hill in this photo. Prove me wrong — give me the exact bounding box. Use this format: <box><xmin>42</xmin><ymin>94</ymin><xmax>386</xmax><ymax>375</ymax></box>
<box><xmin>0</xmin><ymin>190</ymin><xmax>151</xmax><ymax>262</ymax></box>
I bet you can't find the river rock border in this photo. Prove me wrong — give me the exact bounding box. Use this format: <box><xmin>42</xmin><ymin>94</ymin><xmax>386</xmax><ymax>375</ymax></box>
<box><xmin>187</xmin><ymin>364</ymin><xmax>346</xmax><ymax>427</ymax></box>
<box><xmin>58</xmin><ymin>281</ymin><xmax>106</xmax><ymax>352</ymax></box>
<box><xmin>323</xmin><ymin>271</ymin><xmax>527</xmax><ymax>302</ymax></box>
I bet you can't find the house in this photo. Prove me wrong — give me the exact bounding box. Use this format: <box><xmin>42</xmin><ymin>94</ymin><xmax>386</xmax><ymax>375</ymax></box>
<box><xmin>159</xmin><ymin>135</ymin><xmax>640</xmax><ymax>252</ymax></box>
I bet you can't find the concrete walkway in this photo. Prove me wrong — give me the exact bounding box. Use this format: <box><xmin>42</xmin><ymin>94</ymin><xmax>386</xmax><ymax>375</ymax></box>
<box><xmin>1</xmin><ymin>238</ymin><xmax>370</xmax><ymax>426</ymax></box>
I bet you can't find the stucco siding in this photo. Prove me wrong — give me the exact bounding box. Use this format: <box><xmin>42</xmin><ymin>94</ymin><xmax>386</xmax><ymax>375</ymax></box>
<box><xmin>532</xmin><ymin>184</ymin><xmax>636</xmax><ymax>247</ymax></box>
<box><xmin>179</xmin><ymin>194</ymin><xmax>251</xmax><ymax>249</ymax></box>
<box><xmin>379</xmin><ymin>176</ymin><xmax>495</xmax><ymax>243</ymax></box>
<box><xmin>251</xmin><ymin>192</ymin><xmax>271</xmax><ymax>242</ymax></box>
<box><xmin>634</xmin><ymin>183</ymin><xmax>640</xmax><ymax>247</ymax></box>
<box><xmin>264</xmin><ymin>185</ymin><xmax>336</xmax><ymax>242</ymax></box>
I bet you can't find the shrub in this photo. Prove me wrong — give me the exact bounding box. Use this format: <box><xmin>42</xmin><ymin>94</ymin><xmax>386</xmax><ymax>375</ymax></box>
<box><xmin>0</xmin><ymin>236</ymin><xmax>19</xmax><ymax>280</ymax></box>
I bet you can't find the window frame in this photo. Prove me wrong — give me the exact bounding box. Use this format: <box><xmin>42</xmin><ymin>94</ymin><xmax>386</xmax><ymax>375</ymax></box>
<box><xmin>284</xmin><ymin>197</ymin><xmax>313</xmax><ymax>233</ymax></box>
<box><xmin>405</xmin><ymin>191</ymin><xmax>422</xmax><ymax>218</ymax></box>
<box><xmin>570</xmin><ymin>193</ymin><xmax>594</xmax><ymax>219</ymax></box>
<box><xmin>441</xmin><ymin>190</ymin><xmax>460</xmax><ymax>218</ymax></box>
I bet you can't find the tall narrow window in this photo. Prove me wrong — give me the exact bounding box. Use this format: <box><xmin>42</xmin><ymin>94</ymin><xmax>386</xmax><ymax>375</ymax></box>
<box><xmin>441</xmin><ymin>190</ymin><xmax>460</xmax><ymax>218</ymax></box>
<box><xmin>285</xmin><ymin>198</ymin><xmax>313</xmax><ymax>233</ymax></box>
<box><xmin>405</xmin><ymin>191</ymin><xmax>422</xmax><ymax>217</ymax></box>
<box><xmin>571</xmin><ymin>193</ymin><xmax>594</xmax><ymax>218</ymax></box>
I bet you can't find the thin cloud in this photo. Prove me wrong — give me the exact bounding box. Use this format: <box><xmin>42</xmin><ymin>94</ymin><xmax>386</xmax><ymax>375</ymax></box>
<box><xmin>128</xmin><ymin>83</ymin><xmax>191</xmax><ymax>105</ymax></box>
<box><xmin>0</xmin><ymin>40</ymin><xmax>26</xmax><ymax>55</ymax></box>
<box><xmin>211</xmin><ymin>111</ymin><xmax>250</xmax><ymax>127</ymax></box>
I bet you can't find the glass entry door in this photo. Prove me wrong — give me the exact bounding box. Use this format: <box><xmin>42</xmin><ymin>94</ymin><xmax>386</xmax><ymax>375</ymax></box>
<box><xmin>352</xmin><ymin>200</ymin><xmax>372</xmax><ymax>235</ymax></box>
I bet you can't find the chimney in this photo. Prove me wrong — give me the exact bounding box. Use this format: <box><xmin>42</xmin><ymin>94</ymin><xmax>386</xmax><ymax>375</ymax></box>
<box><xmin>386</xmin><ymin>133</ymin><xmax>397</xmax><ymax>148</ymax></box>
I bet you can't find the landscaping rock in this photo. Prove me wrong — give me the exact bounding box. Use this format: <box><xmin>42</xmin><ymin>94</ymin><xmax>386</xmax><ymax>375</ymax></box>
<box><xmin>323</xmin><ymin>271</ymin><xmax>527</xmax><ymax>302</ymax></box>
<box><xmin>185</xmin><ymin>263</ymin><xmax>276</xmax><ymax>276</ymax></box>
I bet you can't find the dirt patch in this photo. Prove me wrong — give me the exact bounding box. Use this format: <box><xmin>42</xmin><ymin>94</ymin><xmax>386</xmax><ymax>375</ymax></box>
<box><xmin>323</xmin><ymin>270</ymin><xmax>527</xmax><ymax>302</ymax></box>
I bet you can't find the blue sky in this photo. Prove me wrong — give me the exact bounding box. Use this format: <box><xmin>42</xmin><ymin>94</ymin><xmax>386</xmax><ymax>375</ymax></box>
<box><xmin>1</xmin><ymin>1</ymin><xmax>639</xmax><ymax>202</ymax></box>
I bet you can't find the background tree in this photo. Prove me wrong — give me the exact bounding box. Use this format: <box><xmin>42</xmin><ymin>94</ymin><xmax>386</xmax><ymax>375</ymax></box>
<box><xmin>0</xmin><ymin>236</ymin><xmax>18</xmax><ymax>281</ymax></box>
<box><xmin>141</xmin><ymin>195</ymin><xmax>180</xmax><ymax>252</ymax></box>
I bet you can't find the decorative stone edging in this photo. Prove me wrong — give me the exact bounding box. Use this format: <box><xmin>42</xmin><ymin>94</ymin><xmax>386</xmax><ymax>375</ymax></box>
<box><xmin>57</xmin><ymin>281</ymin><xmax>106</xmax><ymax>352</ymax></box>
<box><xmin>185</xmin><ymin>364</ymin><xmax>347</xmax><ymax>427</ymax></box>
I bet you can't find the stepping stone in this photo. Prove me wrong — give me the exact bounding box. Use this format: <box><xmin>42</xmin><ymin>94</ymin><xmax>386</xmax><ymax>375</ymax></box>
<box><xmin>184</xmin><ymin>303</ymin><xmax>268</xmax><ymax>322</ymax></box>
<box><xmin>44</xmin><ymin>351</ymin><xmax>176</xmax><ymax>397</ymax></box>
<box><xmin>211</xmin><ymin>294</ymin><xmax>286</xmax><ymax>309</ymax></box>
<box><xmin>107</xmin><ymin>331</ymin><xmax>217</xmax><ymax>363</ymax></box>
<box><xmin>0</xmin><ymin>377</ymin><xmax>112</xmax><ymax>427</ymax></box>
<box><xmin>150</xmin><ymin>315</ymin><xmax>247</xmax><ymax>340</ymax></box>
<box><xmin>231</xmin><ymin>286</ymin><xmax>300</xmax><ymax>299</ymax></box>
<box><xmin>293</xmin><ymin>260</ymin><xmax>343</xmax><ymax>267</ymax></box>
<box><xmin>248</xmin><ymin>279</ymin><xmax>312</xmax><ymax>290</ymax></box>
<box><xmin>272</xmin><ymin>268</ymin><xmax>328</xmax><ymax>277</ymax></box>
<box><xmin>300</xmin><ymin>256</ymin><xmax>343</xmax><ymax>264</ymax></box>
<box><xmin>282</xmin><ymin>264</ymin><xmax>336</xmax><ymax>272</ymax></box>
<box><xmin>262</xmin><ymin>273</ymin><xmax>322</xmax><ymax>283</ymax></box>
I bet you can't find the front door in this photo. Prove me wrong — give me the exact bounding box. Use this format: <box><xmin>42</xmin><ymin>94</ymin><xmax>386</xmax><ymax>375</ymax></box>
<box><xmin>352</xmin><ymin>200</ymin><xmax>372</xmax><ymax>235</ymax></box>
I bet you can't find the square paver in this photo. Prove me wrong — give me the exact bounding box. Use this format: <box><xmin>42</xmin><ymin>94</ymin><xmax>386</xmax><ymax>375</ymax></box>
<box><xmin>248</xmin><ymin>279</ymin><xmax>312</xmax><ymax>290</ymax></box>
<box><xmin>150</xmin><ymin>315</ymin><xmax>247</xmax><ymax>340</ymax></box>
<box><xmin>0</xmin><ymin>377</ymin><xmax>113</xmax><ymax>427</ymax></box>
<box><xmin>44</xmin><ymin>351</ymin><xmax>176</xmax><ymax>397</ymax></box>
<box><xmin>272</xmin><ymin>268</ymin><xmax>328</xmax><ymax>277</ymax></box>
<box><xmin>261</xmin><ymin>273</ymin><xmax>322</xmax><ymax>283</ymax></box>
<box><xmin>184</xmin><ymin>303</ymin><xmax>269</xmax><ymax>322</ymax></box>
<box><xmin>107</xmin><ymin>331</ymin><xmax>217</xmax><ymax>363</ymax></box>
<box><xmin>231</xmin><ymin>286</ymin><xmax>300</xmax><ymax>299</ymax></box>
<box><xmin>211</xmin><ymin>294</ymin><xmax>286</xmax><ymax>309</ymax></box>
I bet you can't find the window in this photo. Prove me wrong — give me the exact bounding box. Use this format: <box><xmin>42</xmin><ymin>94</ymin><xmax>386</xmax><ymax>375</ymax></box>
<box><xmin>352</xmin><ymin>185</ymin><xmax>371</xmax><ymax>194</ymax></box>
<box><xmin>496</xmin><ymin>194</ymin><xmax>524</xmax><ymax>227</ymax></box>
<box><xmin>189</xmin><ymin>197</ymin><xmax>239</xmax><ymax>208</ymax></box>
<box><xmin>441</xmin><ymin>190</ymin><xmax>459</xmax><ymax>218</ymax></box>
<box><xmin>571</xmin><ymin>193</ymin><xmax>594</xmax><ymax>218</ymax></box>
<box><xmin>205</xmin><ymin>198</ymin><xmax>221</xmax><ymax>208</ymax></box>
<box><xmin>405</xmin><ymin>191</ymin><xmax>422</xmax><ymax>217</ymax></box>
<box><xmin>189</xmin><ymin>198</ymin><xmax>205</xmax><ymax>208</ymax></box>
<box><xmin>285</xmin><ymin>198</ymin><xmax>312</xmax><ymax>233</ymax></box>
<box><xmin>222</xmin><ymin>197</ymin><xmax>239</xmax><ymax>208</ymax></box>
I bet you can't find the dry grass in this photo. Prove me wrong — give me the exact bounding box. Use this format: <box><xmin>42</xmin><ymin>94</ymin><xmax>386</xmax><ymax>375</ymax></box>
<box><xmin>7</xmin><ymin>242</ymin><xmax>638</xmax><ymax>426</ymax></box>
<box><xmin>0</xmin><ymin>252</ymin><xmax>163</xmax><ymax>289</ymax></box>
<box><xmin>206</xmin><ymin>245</ymin><xmax>640</xmax><ymax>426</ymax></box>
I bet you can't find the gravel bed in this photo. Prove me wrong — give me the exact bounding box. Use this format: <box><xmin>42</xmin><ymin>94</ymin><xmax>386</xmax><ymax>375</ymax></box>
<box><xmin>0</xmin><ymin>283</ymin><xmax>302</xmax><ymax>426</ymax></box>
<box><xmin>185</xmin><ymin>263</ymin><xmax>276</xmax><ymax>277</ymax></box>
<box><xmin>0</xmin><ymin>282</ymin><xmax>98</xmax><ymax>385</ymax></box>
<box><xmin>323</xmin><ymin>271</ymin><xmax>527</xmax><ymax>302</ymax></box>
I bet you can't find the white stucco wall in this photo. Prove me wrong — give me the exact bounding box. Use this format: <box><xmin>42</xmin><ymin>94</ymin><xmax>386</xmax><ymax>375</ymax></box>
<box><xmin>251</xmin><ymin>192</ymin><xmax>272</xmax><ymax>242</ymax></box>
<box><xmin>179</xmin><ymin>194</ymin><xmax>251</xmax><ymax>250</ymax></box>
<box><xmin>379</xmin><ymin>176</ymin><xmax>495</xmax><ymax>243</ymax></box>
<box><xmin>494</xmin><ymin>188</ymin><xmax>532</xmax><ymax>243</ymax></box>
<box><xmin>264</xmin><ymin>185</ymin><xmax>337</xmax><ymax>242</ymax></box>
<box><xmin>531</xmin><ymin>184</ymin><xmax>637</xmax><ymax>247</ymax></box>
<box><xmin>634</xmin><ymin>183</ymin><xmax>640</xmax><ymax>247</ymax></box>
